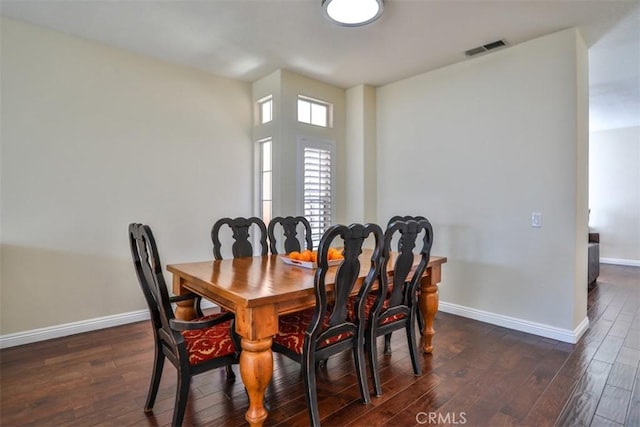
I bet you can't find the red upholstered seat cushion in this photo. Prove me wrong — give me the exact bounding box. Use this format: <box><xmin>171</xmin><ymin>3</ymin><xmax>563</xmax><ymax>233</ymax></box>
<box><xmin>181</xmin><ymin>314</ymin><xmax>237</xmax><ymax>365</ymax></box>
<box><xmin>378</xmin><ymin>307</ymin><xmax>406</xmax><ymax>326</ymax></box>
<box><xmin>347</xmin><ymin>293</ymin><xmax>406</xmax><ymax>326</ymax></box>
<box><xmin>273</xmin><ymin>308</ymin><xmax>354</xmax><ymax>355</ymax></box>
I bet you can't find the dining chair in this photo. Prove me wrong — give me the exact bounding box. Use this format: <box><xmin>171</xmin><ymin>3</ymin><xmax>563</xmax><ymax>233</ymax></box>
<box><xmin>211</xmin><ymin>216</ymin><xmax>268</xmax><ymax>259</ymax></box>
<box><xmin>366</xmin><ymin>218</ymin><xmax>433</xmax><ymax>397</ymax></box>
<box><xmin>129</xmin><ymin>223</ymin><xmax>240</xmax><ymax>427</ymax></box>
<box><xmin>387</xmin><ymin>215</ymin><xmax>429</xmax><ymax>335</ymax></box>
<box><xmin>267</xmin><ymin>216</ymin><xmax>314</xmax><ymax>254</ymax></box>
<box><xmin>271</xmin><ymin>223</ymin><xmax>383</xmax><ymax>427</ymax></box>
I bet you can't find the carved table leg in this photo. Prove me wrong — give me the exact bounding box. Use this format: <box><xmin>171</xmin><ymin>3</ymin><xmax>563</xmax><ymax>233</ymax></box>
<box><xmin>174</xmin><ymin>298</ymin><xmax>197</xmax><ymax>321</ymax></box>
<box><xmin>419</xmin><ymin>269</ymin><xmax>440</xmax><ymax>354</ymax></box>
<box><xmin>240</xmin><ymin>337</ymin><xmax>273</xmax><ymax>427</ymax></box>
<box><xmin>171</xmin><ymin>275</ymin><xmax>197</xmax><ymax>320</ymax></box>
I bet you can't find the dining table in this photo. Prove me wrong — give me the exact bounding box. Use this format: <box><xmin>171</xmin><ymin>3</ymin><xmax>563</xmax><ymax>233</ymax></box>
<box><xmin>167</xmin><ymin>250</ymin><xmax>447</xmax><ymax>427</ymax></box>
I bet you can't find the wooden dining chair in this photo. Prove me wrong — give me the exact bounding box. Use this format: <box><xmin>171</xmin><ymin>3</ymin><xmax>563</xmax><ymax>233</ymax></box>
<box><xmin>387</xmin><ymin>215</ymin><xmax>429</xmax><ymax>334</ymax></box>
<box><xmin>267</xmin><ymin>216</ymin><xmax>314</xmax><ymax>254</ymax></box>
<box><xmin>129</xmin><ymin>223</ymin><xmax>240</xmax><ymax>427</ymax></box>
<box><xmin>271</xmin><ymin>223</ymin><xmax>383</xmax><ymax>427</ymax></box>
<box><xmin>365</xmin><ymin>218</ymin><xmax>433</xmax><ymax>397</ymax></box>
<box><xmin>211</xmin><ymin>216</ymin><xmax>268</xmax><ymax>259</ymax></box>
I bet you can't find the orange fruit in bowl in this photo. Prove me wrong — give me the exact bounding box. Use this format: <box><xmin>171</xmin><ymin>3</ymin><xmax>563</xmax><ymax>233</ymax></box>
<box><xmin>288</xmin><ymin>251</ymin><xmax>300</xmax><ymax>260</ymax></box>
<box><xmin>310</xmin><ymin>251</ymin><xmax>317</xmax><ymax>263</ymax></box>
<box><xmin>327</xmin><ymin>247</ymin><xmax>343</xmax><ymax>260</ymax></box>
<box><xmin>299</xmin><ymin>250</ymin><xmax>313</xmax><ymax>262</ymax></box>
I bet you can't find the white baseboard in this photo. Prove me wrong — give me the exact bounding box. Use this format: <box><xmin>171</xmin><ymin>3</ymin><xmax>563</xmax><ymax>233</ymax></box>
<box><xmin>438</xmin><ymin>301</ymin><xmax>590</xmax><ymax>344</ymax></box>
<box><xmin>0</xmin><ymin>309</ymin><xmax>150</xmax><ymax>349</ymax></box>
<box><xmin>2</xmin><ymin>298</ymin><xmax>589</xmax><ymax>349</ymax></box>
<box><xmin>600</xmin><ymin>257</ymin><xmax>640</xmax><ymax>267</ymax></box>
<box><xmin>0</xmin><ymin>299</ymin><xmax>219</xmax><ymax>349</ymax></box>
<box><xmin>200</xmin><ymin>299</ymin><xmax>217</xmax><ymax>309</ymax></box>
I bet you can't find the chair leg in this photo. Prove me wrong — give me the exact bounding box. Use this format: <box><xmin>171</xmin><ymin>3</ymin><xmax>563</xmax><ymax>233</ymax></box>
<box><xmin>367</xmin><ymin>330</ymin><xmax>383</xmax><ymax>397</ymax></box>
<box><xmin>173</xmin><ymin>368</ymin><xmax>191</xmax><ymax>427</ymax></box>
<box><xmin>144</xmin><ymin>348</ymin><xmax>165</xmax><ymax>412</ymax></box>
<box><xmin>353</xmin><ymin>341</ymin><xmax>371</xmax><ymax>404</ymax></box>
<box><xmin>225</xmin><ymin>365</ymin><xmax>236</xmax><ymax>380</ymax></box>
<box><xmin>406</xmin><ymin>321</ymin><xmax>420</xmax><ymax>376</ymax></box>
<box><xmin>383</xmin><ymin>333</ymin><xmax>392</xmax><ymax>355</ymax></box>
<box><xmin>316</xmin><ymin>357</ymin><xmax>328</xmax><ymax>369</ymax></box>
<box><xmin>417</xmin><ymin>304</ymin><xmax>425</xmax><ymax>336</ymax></box>
<box><xmin>302</xmin><ymin>353</ymin><xmax>321</xmax><ymax>427</ymax></box>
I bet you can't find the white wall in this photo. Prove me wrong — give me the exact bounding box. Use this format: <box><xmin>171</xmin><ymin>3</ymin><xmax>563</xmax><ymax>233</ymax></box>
<box><xmin>589</xmin><ymin>126</ymin><xmax>640</xmax><ymax>264</ymax></box>
<box><xmin>345</xmin><ymin>85</ymin><xmax>377</xmax><ymax>224</ymax></box>
<box><xmin>376</xmin><ymin>28</ymin><xmax>589</xmax><ymax>338</ymax></box>
<box><xmin>0</xmin><ymin>19</ymin><xmax>253</xmax><ymax>335</ymax></box>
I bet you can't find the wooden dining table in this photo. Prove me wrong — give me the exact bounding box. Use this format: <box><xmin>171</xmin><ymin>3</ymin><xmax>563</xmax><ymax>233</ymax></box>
<box><xmin>167</xmin><ymin>250</ymin><xmax>446</xmax><ymax>426</ymax></box>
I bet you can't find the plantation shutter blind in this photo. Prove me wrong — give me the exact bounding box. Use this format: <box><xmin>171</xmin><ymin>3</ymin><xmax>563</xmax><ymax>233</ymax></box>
<box><xmin>303</xmin><ymin>146</ymin><xmax>332</xmax><ymax>246</ymax></box>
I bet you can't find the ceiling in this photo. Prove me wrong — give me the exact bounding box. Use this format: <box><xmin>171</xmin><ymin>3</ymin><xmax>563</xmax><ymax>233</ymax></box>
<box><xmin>1</xmin><ymin>0</ymin><xmax>638</xmax><ymax>131</ymax></box>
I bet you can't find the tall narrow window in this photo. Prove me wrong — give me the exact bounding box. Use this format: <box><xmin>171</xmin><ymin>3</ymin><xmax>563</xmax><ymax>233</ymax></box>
<box><xmin>297</xmin><ymin>95</ymin><xmax>331</xmax><ymax>128</ymax></box>
<box><xmin>299</xmin><ymin>138</ymin><xmax>335</xmax><ymax>246</ymax></box>
<box><xmin>258</xmin><ymin>95</ymin><xmax>273</xmax><ymax>124</ymax></box>
<box><xmin>259</xmin><ymin>138</ymin><xmax>272</xmax><ymax>224</ymax></box>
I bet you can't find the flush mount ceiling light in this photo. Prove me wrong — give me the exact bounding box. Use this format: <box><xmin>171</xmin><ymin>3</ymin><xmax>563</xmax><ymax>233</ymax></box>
<box><xmin>322</xmin><ymin>0</ymin><xmax>384</xmax><ymax>27</ymax></box>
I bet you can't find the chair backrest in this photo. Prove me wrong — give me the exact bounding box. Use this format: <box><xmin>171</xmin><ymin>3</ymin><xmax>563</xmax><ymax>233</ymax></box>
<box><xmin>267</xmin><ymin>216</ymin><xmax>314</xmax><ymax>254</ymax></box>
<box><xmin>386</xmin><ymin>215</ymin><xmax>428</xmax><ymax>252</ymax></box>
<box><xmin>387</xmin><ymin>215</ymin><xmax>427</xmax><ymax>227</ymax></box>
<box><xmin>211</xmin><ymin>217</ymin><xmax>268</xmax><ymax>259</ymax></box>
<box><xmin>309</xmin><ymin>223</ymin><xmax>383</xmax><ymax>350</ymax></box>
<box><xmin>129</xmin><ymin>223</ymin><xmax>180</xmax><ymax>343</ymax></box>
<box><xmin>374</xmin><ymin>218</ymin><xmax>434</xmax><ymax>320</ymax></box>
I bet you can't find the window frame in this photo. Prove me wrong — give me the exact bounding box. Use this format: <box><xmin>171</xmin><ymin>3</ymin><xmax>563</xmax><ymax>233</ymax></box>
<box><xmin>297</xmin><ymin>95</ymin><xmax>333</xmax><ymax>128</ymax></box>
<box><xmin>258</xmin><ymin>95</ymin><xmax>273</xmax><ymax>124</ymax></box>
<box><xmin>258</xmin><ymin>137</ymin><xmax>273</xmax><ymax>225</ymax></box>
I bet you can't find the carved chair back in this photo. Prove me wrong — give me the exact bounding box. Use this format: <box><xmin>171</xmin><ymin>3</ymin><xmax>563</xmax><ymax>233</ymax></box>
<box><xmin>129</xmin><ymin>223</ymin><xmax>182</xmax><ymax>346</ymax></box>
<box><xmin>211</xmin><ymin>217</ymin><xmax>268</xmax><ymax>259</ymax></box>
<box><xmin>375</xmin><ymin>218</ymin><xmax>433</xmax><ymax>324</ymax></box>
<box><xmin>267</xmin><ymin>216</ymin><xmax>314</xmax><ymax>254</ymax></box>
<box><xmin>312</xmin><ymin>223</ymin><xmax>383</xmax><ymax>350</ymax></box>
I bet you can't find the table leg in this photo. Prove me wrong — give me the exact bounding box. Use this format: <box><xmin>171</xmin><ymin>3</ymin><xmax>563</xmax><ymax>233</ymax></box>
<box><xmin>240</xmin><ymin>337</ymin><xmax>273</xmax><ymax>427</ymax></box>
<box><xmin>419</xmin><ymin>266</ymin><xmax>441</xmax><ymax>354</ymax></box>
<box><xmin>172</xmin><ymin>275</ymin><xmax>197</xmax><ymax>320</ymax></box>
<box><xmin>174</xmin><ymin>298</ymin><xmax>197</xmax><ymax>321</ymax></box>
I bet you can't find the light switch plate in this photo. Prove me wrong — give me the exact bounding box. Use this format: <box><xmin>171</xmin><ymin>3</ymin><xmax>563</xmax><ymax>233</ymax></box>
<box><xmin>531</xmin><ymin>212</ymin><xmax>542</xmax><ymax>228</ymax></box>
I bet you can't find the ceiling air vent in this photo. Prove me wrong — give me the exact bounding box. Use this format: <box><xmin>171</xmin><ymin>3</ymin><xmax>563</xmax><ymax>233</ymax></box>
<box><xmin>464</xmin><ymin>39</ymin><xmax>508</xmax><ymax>57</ymax></box>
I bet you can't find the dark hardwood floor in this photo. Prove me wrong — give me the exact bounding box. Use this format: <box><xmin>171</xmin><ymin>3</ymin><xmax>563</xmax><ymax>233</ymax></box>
<box><xmin>1</xmin><ymin>264</ymin><xmax>638</xmax><ymax>426</ymax></box>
